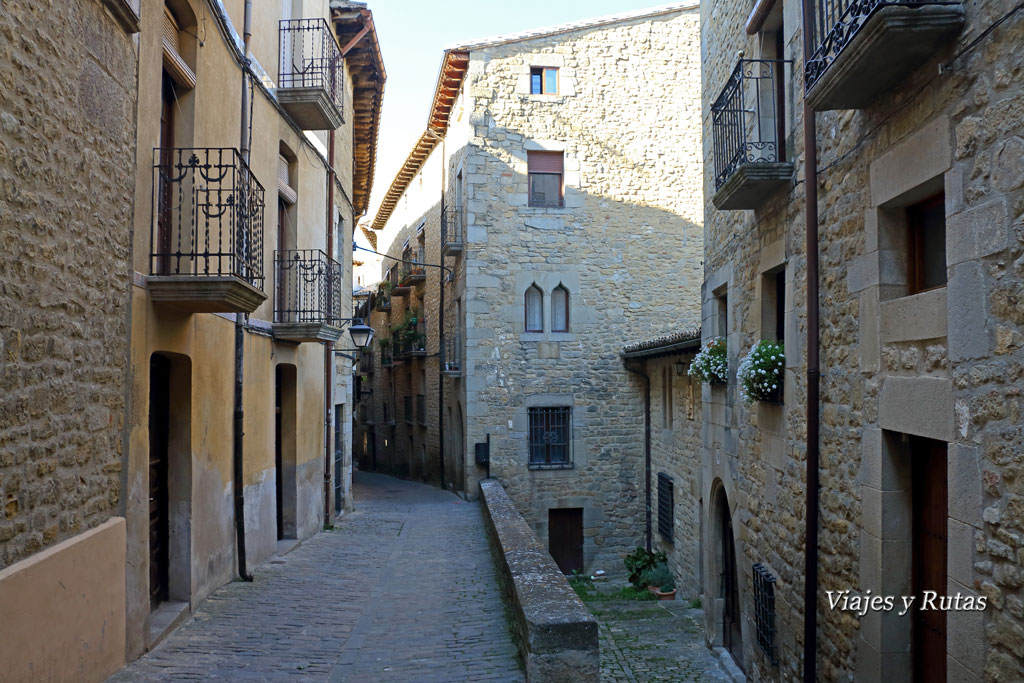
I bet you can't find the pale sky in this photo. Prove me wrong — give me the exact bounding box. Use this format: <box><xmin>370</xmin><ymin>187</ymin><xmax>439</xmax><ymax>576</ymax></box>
<box><xmin>361</xmin><ymin>0</ymin><xmax>680</xmax><ymax>231</ymax></box>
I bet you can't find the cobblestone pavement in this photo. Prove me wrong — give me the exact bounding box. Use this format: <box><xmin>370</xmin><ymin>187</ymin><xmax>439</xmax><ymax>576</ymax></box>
<box><xmin>587</xmin><ymin>594</ymin><xmax>732</xmax><ymax>682</ymax></box>
<box><xmin>109</xmin><ymin>472</ymin><xmax>523</xmax><ymax>682</ymax></box>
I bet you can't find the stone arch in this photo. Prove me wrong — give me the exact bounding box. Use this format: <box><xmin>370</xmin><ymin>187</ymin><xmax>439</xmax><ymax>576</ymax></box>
<box><xmin>709</xmin><ymin>478</ymin><xmax>743</xmax><ymax>671</ymax></box>
<box><xmin>551</xmin><ymin>282</ymin><xmax>570</xmax><ymax>332</ymax></box>
<box><xmin>525</xmin><ymin>283</ymin><xmax>543</xmax><ymax>332</ymax></box>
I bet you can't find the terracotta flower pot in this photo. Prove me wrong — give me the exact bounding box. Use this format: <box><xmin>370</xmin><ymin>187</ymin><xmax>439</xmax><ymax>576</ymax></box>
<box><xmin>656</xmin><ymin>589</ymin><xmax>677</xmax><ymax>601</ymax></box>
<box><xmin>647</xmin><ymin>585</ymin><xmax>659</xmax><ymax>594</ymax></box>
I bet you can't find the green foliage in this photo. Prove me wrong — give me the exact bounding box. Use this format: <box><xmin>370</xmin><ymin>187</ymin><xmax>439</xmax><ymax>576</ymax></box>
<box><xmin>737</xmin><ymin>339</ymin><xmax>785</xmax><ymax>402</ymax></box>
<box><xmin>689</xmin><ymin>336</ymin><xmax>728</xmax><ymax>384</ymax></box>
<box><xmin>689</xmin><ymin>597</ymin><xmax>702</xmax><ymax>609</ymax></box>
<box><xmin>624</xmin><ymin>547</ymin><xmax>667</xmax><ymax>589</ymax></box>
<box><xmin>639</xmin><ymin>562</ymin><xmax>674</xmax><ymax>592</ymax></box>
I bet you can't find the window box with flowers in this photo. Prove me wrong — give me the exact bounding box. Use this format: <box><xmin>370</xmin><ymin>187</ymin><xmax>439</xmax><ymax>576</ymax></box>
<box><xmin>688</xmin><ymin>337</ymin><xmax>728</xmax><ymax>385</ymax></box>
<box><xmin>737</xmin><ymin>340</ymin><xmax>785</xmax><ymax>403</ymax></box>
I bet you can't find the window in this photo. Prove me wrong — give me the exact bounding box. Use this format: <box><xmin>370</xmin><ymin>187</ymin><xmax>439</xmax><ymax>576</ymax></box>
<box><xmin>716</xmin><ymin>289</ymin><xmax>729</xmax><ymax>337</ymax></box>
<box><xmin>907</xmin><ymin>193</ymin><xmax>946</xmax><ymax>294</ymax></box>
<box><xmin>657</xmin><ymin>473</ymin><xmax>673</xmax><ymax>542</ymax></box>
<box><xmin>761</xmin><ymin>267</ymin><xmax>785</xmax><ymax>343</ymax></box>
<box><xmin>662</xmin><ymin>367</ymin><xmax>673</xmax><ymax>429</ymax></box>
<box><xmin>752</xmin><ymin>563</ymin><xmax>779</xmax><ymax>665</ymax></box>
<box><xmin>530</xmin><ymin>67</ymin><xmax>558</xmax><ymax>94</ymax></box>
<box><xmin>525</xmin><ymin>284</ymin><xmax>543</xmax><ymax>332</ymax></box>
<box><xmin>528</xmin><ymin>151</ymin><xmax>563</xmax><ymax>208</ymax></box>
<box><xmin>551</xmin><ymin>284</ymin><xmax>569</xmax><ymax>332</ymax></box>
<box><xmin>528</xmin><ymin>407</ymin><xmax>572</xmax><ymax>468</ymax></box>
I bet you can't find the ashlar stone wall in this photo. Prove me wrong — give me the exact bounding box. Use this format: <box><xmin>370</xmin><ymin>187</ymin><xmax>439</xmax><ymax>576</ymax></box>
<box><xmin>460</xmin><ymin>8</ymin><xmax>704</xmax><ymax>571</ymax></box>
<box><xmin>0</xmin><ymin>0</ymin><xmax>138</xmax><ymax>568</ymax></box>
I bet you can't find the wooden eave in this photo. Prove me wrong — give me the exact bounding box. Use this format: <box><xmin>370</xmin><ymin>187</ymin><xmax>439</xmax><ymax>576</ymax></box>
<box><xmin>330</xmin><ymin>3</ymin><xmax>386</xmax><ymax>218</ymax></box>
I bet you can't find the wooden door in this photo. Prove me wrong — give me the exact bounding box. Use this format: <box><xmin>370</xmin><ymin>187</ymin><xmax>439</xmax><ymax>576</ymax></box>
<box><xmin>721</xmin><ymin>501</ymin><xmax>743</xmax><ymax>663</ymax></box>
<box><xmin>912</xmin><ymin>437</ymin><xmax>947</xmax><ymax>683</ymax></box>
<box><xmin>148</xmin><ymin>356</ymin><xmax>171</xmax><ymax>609</ymax></box>
<box><xmin>275</xmin><ymin>366</ymin><xmax>284</xmax><ymax>540</ymax></box>
<box><xmin>156</xmin><ymin>75</ymin><xmax>174</xmax><ymax>275</ymax></box>
<box><xmin>334</xmin><ymin>405</ymin><xmax>343</xmax><ymax>513</ymax></box>
<box><xmin>549</xmin><ymin>508</ymin><xmax>583</xmax><ymax>575</ymax></box>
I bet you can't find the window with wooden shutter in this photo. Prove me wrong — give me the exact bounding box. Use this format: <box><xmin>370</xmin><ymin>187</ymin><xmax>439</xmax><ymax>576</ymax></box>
<box><xmin>278</xmin><ymin>155</ymin><xmax>297</xmax><ymax>204</ymax></box>
<box><xmin>162</xmin><ymin>6</ymin><xmax>196</xmax><ymax>89</ymax></box>
<box><xmin>527</xmin><ymin>151</ymin><xmax>563</xmax><ymax>207</ymax></box>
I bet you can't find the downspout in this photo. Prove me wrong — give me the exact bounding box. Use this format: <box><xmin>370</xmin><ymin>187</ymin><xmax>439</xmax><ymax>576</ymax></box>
<box><xmin>233</xmin><ymin>0</ymin><xmax>254</xmax><ymax>582</ymax></box>
<box><xmin>800</xmin><ymin>2</ymin><xmax>821</xmax><ymax>680</ymax></box>
<box><xmin>324</xmin><ymin>130</ymin><xmax>336</xmax><ymax>523</ymax></box>
<box><xmin>438</xmin><ymin>136</ymin><xmax>446</xmax><ymax>491</ymax></box>
<box><xmin>625</xmin><ymin>361</ymin><xmax>652</xmax><ymax>552</ymax></box>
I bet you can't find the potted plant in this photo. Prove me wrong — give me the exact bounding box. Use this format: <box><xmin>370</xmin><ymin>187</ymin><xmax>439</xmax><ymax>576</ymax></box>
<box><xmin>689</xmin><ymin>337</ymin><xmax>728</xmax><ymax>384</ymax></box>
<box><xmin>640</xmin><ymin>563</ymin><xmax>676</xmax><ymax>600</ymax></box>
<box><xmin>737</xmin><ymin>339</ymin><xmax>785</xmax><ymax>403</ymax></box>
<box><xmin>624</xmin><ymin>547</ymin><xmax>667</xmax><ymax>590</ymax></box>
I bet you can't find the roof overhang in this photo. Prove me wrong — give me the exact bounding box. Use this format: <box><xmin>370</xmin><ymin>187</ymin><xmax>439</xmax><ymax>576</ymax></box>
<box><xmin>621</xmin><ymin>329</ymin><xmax>702</xmax><ymax>360</ymax></box>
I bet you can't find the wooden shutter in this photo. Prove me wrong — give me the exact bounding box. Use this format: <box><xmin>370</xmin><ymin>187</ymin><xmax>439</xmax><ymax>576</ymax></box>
<box><xmin>278</xmin><ymin>155</ymin><xmax>297</xmax><ymax>204</ymax></box>
<box><xmin>528</xmin><ymin>151</ymin><xmax>563</xmax><ymax>174</ymax></box>
<box><xmin>162</xmin><ymin>6</ymin><xmax>196</xmax><ymax>89</ymax></box>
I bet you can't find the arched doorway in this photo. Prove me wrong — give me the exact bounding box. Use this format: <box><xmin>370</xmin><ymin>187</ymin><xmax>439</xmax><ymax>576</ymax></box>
<box><xmin>712</xmin><ymin>483</ymin><xmax>742</xmax><ymax>668</ymax></box>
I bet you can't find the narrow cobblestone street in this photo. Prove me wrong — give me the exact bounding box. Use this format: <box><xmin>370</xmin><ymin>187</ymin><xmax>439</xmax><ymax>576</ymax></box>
<box><xmin>109</xmin><ymin>472</ymin><xmax>523</xmax><ymax>682</ymax></box>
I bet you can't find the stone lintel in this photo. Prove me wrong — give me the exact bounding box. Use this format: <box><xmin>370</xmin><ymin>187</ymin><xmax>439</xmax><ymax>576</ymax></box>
<box><xmin>878</xmin><ymin>375</ymin><xmax>954</xmax><ymax>442</ymax></box>
<box><xmin>148</xmin><ymin>275</ymin><xmax>268</xmax><ymax>314</ymax></box>
<box><xmin>879</xmin><ymin>287</ymin><xmax>948</xmax><ymax>343</ymax></box>
<box><xmin>806</xmin><ymin>5</ymin><xmax>966</xmax><ymax>112</ymax></box>
<box><xmin>711</xmin><ymin>162</ymin><xmax>794</xmax><ymax>211</ymax></box>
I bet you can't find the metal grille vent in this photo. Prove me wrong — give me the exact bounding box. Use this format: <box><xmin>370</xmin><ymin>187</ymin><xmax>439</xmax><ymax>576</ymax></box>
<box><xmin>657</xmin><ymin>473</ymin><xmax>674</xmax><ymax>543</ymax></box>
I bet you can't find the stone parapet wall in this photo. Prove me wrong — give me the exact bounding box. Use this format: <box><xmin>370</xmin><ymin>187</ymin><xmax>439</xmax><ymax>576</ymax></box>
<box><xmin>480</xmin><ymin>479</ymin><xmax>598</xmax><ymax>682</ymax></box>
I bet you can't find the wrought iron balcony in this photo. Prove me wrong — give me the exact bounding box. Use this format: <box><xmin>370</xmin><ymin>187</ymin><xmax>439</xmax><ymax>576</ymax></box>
<box><xmin>149</xmin><ymin>148</ymin><xmax>267</xmax><ymax>312</ymax></box>
<box><xmin>358</xmin><ymin>348</ymin><xmax>374</xmax><ymax>374</ymax></box>
<box><xmin>381</xmin><ymin>343</ymin><xmax>392</xmax><ymax>367</ymax></box>
<box><xmin>394</xmin><ymin>319</ymin><xmax>427</xmax><ymax>359</ymax></box>
<box><xmin>805</xmin><ymin>0</ymin><xmax>964</xmax><ymax>111</ymax></box>
<box><xmin>273</xmin><ymin>249</ymin><xmax>343</xmax><ymax>343</ymax></box>
<box><xmin>278</xmin><ymin>19</ymin><xmax>344</xmax><ymax>130</ymax></box>
<box><xmin>711</xmin><ymin>60</ymin><xmax>794</xmax><ymax>211</ymax></box>
<box><xmin>390</xmin><ymin>267</ymin><xmax>410</xmax><ymax>297</ymax></box>
<box><xmin>441</xmin><ymin>201</ymin><xmax>464</xmax><ymax>255</ymax></box>
<box><xmin>375</xmin><ymin>286</ymin><xmax>391</xmax><ymax>312</ymax></box>
<box><xmin>443</xmin><ymin>334</ymin><xmax>462</xmax><ymax>376</ymax></box>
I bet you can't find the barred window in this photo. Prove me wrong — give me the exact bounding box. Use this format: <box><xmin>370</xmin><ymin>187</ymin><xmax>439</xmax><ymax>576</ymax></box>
<box><xmin>752</xmin><ymin>563</ymin><xmax>778</xmax><ymax>665</ymax></box>
<box><xmin>528</xmin><ymin>407</ymin><xmax>572</xmax><ymax>469</ymax></box>
<box><xmin>657</xmin><ymin>473</ymin><xmax>674</xmax><ymax>542</ymax></box>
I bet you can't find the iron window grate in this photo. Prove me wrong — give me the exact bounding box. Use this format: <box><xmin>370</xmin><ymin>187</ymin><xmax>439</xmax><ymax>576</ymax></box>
<box><xmin>528</xmin><ymin>407</ymin><xmax>572</xmax><ymax>469</ymax></box>
<box><xmin>752</xmin><ymin>562</ymin><xmax>778</xmax><ymax>665</ymax></box>
<box><xmin>657</xmin><ymin>473</ymin><xmax>674</xmax><ymax>543</ymax></box>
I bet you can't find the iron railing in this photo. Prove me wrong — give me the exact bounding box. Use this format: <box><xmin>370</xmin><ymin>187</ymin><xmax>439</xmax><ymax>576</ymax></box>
<box><xmin>394</xmin><ymin>319</ymin><xmax>427</xmax><ymax>357</ymax></box>
<box><xmin>441</xmin><ymin>201</ymin><xmax>465</xmax><ymax>252</ymax></box>
<box><xmin>359</xmin><ymin>348</ymin><xmax>374</xmax><ymax>374</ymax></box>
<box><xmin>528</xmin><ymin>406</ymin><xmax>572</xmax><ymax>469</ymax></box>
<box><xmin>752</xmin><ymin>563</ymin><xmax>779</xmax><ymax>665</ymax></box>
<box><xmin>151</xmin><ymin>148</ymin><xmax>265</xmax><ymax>287</ymax></box>
<box><xmin>711</xmin><ymin>60</ymin><xmax>790</xmax><ymax>191</ymax></box>
<box><xmin>805</xmin><ymin>0</ymin><xmax>959</xmax><ymax>93</ymax></box>
<box><xmin>279</xmin><ymin>19</ymin><xmax>343</xmax><ymax>116</ymax></box>
<box><xmin>375</xmin><ymin>288</ymin><xmax>391</xmax><ymax>311</ymax></box>
<box><xmin>274</xmin><ymin>249</ymin><xmax>343</xmax><ymax>325</ymax></box>
<box><xmin>443</xmin><ymin>334</ymin><xmax>462</xmax><ymax>374</ymax></box>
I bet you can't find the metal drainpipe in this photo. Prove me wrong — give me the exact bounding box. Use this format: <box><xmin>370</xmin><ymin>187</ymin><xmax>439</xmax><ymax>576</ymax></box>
<box><xmin>625</xmin><ymin>361</ymin><xmax>652</xmax><ymax>552</ymax></box>
<box><xmin>437</xmin><ymin>137</ymin><xmax>446</xmax><ymax>491</ymax></box>
<box><xmin>800</xmin><ymin>2</ymin><xmax>821</xmax><ymax>679</ymax></box>
<box><xmin>324</xmin><ymin>130</ymin><xmax>336</xmax><ymax>523</ymax></box>
<box><xmin>233</xmin><ymin>0</ymin><xmax>254</xmax><ymax>583</ymax></box>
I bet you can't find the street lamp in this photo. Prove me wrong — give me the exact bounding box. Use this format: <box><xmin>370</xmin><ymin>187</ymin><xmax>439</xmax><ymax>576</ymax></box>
<box><xmin>348</xmin><ymin>319</ymin><xmax>374</xmax><ymax>349</ymax></box>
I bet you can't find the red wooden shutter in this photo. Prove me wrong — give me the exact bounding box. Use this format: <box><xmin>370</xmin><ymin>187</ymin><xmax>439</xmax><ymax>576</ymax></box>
<box><xmin>528</xmin><ymin>151</ymin><xmax>563</xmax><ymax>174</ymax></box>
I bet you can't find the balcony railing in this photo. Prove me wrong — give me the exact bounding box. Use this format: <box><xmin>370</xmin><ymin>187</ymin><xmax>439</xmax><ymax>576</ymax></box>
<box><xmin>711</xmin><ymin>60</ymin><xmax>794</xmax><ymax>210</ymax></box>
<box><xmin>443</xmin><ymin>334</ymin><xmax>462</xmax><ymax>376</ymax></box>
<box><xmin>441</xmin><ymin>201</ymin><xmax>465</xmax><ymax>255</ymax></box>
<box><xmin>394</xmin><ymin>319</ymin><xmax>427</xmax><ymax>358</ymax></box>
<box><xmin>375</xmin><ymin>288</ymin><xmax>391</xmax><ymax>311</ymax></box>
<box><xmin>381</xmin><ymin>344</ymin><xmax>392</xmax><ymax>367</ymax></box>
<box><xmin>273</xmin><ymin>249</ymin><xmax>343</xmax><ymax>342</ymax></box>
<box><xmin>391</xmin><ymin>267</ymin><xmax>410</xmax><ymax>297</ymax></box>
<box><xmin>278</xmin><ymin>19</ymin><xmax>343</xmax><ymax>129</ymax></box>
<box><xmin>150</xmin><ymin>148</ymin><xmax>267</xmax><ymax>312</ymax></box>
<box><xmin>359</xmin><ymin>348</ymin><xmax>374</xmax><ymax>374</ymax></box>
<box><xmin>805</xmin><ymin>0</ymin><xmax>964</xmax><ymax>111</ymax></box>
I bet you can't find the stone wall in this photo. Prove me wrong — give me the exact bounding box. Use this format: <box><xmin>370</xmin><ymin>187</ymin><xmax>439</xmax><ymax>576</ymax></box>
<box><xmin>460</xmin><ymin>8</ymin><xmax>704</xmax><ymax>572</ymax></box>
<box><xmin>701</xmin><ymin>1</ymin><xmax>1024</xmax><ymax>680</ymax></box>
<box><xmin>0</xmin><ymin>0</ymin><xmax>138</xmax><ymax>569</ymax></box>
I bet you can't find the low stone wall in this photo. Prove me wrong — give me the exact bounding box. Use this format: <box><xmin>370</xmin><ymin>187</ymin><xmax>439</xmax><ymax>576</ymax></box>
<box><xmin>479</xmin><ymin>480</ymin><xmax>598</xmax><ymax>682</ymax></box>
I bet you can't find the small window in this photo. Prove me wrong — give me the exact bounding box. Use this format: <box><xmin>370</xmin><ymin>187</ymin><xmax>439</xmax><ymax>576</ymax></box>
<box><xmin>525</xmin><ymin>284</ymin><xmax>543</xmax><ymax>332</ymax></box>
<box><xmin>530</xmin><ymin>67</ymin><xmax>558</xmax><ymax>94</ymax></box>
<box><xmin>551</xmin><ymin>284</ymin><xmax>569</xmax><ymax>332</ymax></box>
<box><xmin>752</xmin><ymin>563</ymin><xmax>779</xmax><ymax>665</ymax></box>
<box><xmin>657</xmin><ymin>473</ymin><xmax>673</xmax><ymax>542</ymax></box>
<box><xmin>528</xmin><ymin>151</ymin><xmax>563</xmax><ymax>208</ymax></box>
<box><xmin>716</xmin><ymin>289</ymin><xmax>729</xmax><ymax>338</ymax></box>
<box><xmin>528</xmin><ymin>407</ymin><xmax>572</xmax><ymax>469</ymax></box>
<box><xmin>907</xmin><ymin>193</ymin><xmax>946</xmax><ymax>294</ymax></box>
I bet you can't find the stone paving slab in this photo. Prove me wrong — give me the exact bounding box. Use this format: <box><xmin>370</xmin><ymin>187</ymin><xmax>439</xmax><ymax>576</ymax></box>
<box><xmin>109</xmin><ymin>472</ymin><xmax>523</xmax><ymax>682</ymax></box>
<box><xmin>587</xmin><ymin>596</ymin><xmax>732</xmax><ymax>682</ymax></box>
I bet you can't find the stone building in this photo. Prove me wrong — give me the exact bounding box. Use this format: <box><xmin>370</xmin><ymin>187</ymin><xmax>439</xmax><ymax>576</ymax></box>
<box><xmin>355</xmin><ymin>4</ymin><xmax>705</xmax><ymax>574</ymax></box>
<box><xmin>700</xmin><ymin>0</ymin><xmax>1023</xmax><ymax>680</ymax></box>
<box><xmin>0</xmin><ymin>0</ymin><xmax>383</xmax><ymax>678</ymax></box>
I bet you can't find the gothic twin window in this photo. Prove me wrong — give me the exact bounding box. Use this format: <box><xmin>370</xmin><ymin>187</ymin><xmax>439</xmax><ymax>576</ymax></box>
<box><xmin>524</xmin><ymin>284</ymin><xmax>570</xmax><ymax>333</ymax></box>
